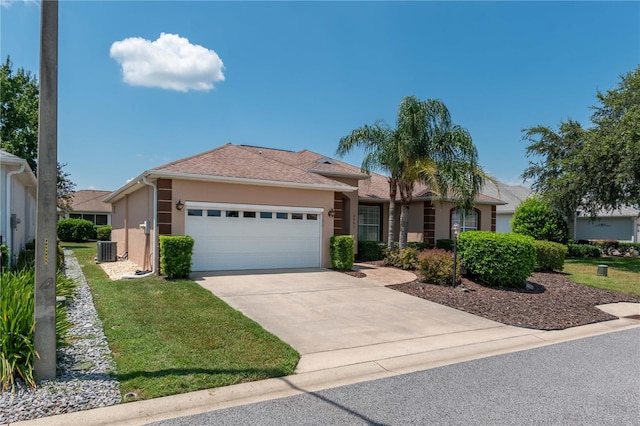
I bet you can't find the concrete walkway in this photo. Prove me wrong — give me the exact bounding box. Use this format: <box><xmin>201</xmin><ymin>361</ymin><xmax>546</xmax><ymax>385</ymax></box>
<box><xmin>15</xmin><ymin>265</ymin><xmax>640</xmax><ymax>426</ymax></box>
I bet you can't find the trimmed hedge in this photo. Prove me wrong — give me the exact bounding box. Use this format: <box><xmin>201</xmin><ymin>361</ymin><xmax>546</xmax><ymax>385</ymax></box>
<box><xmin>458</xmin><ymin>231</ymin><xmax>536</xmax><ymax>288</ymax></box>
<box><xmin>57</xmin><ymin>218</ymin><xmax>95</xmax><ymax>242</ymax></box>
<box><xmin>384</xmin><ymin>247</ymin><xmax>420</xmax><ymax>270</ymax></box>
<box><xmin>436</xmin><ymin>239</ymin><xmax>454</xmax><ymax>252</ymax></box>
<box><xmin>357</xmin><ymin>241</ymin><xmax>386</xmax><ymax>262</ymax></box>
<box><xmin>159</xmin><ymin>235</ymin><xmax>195</xmax><ymax>279</ymax></box>
<box><xmin>96</xmin><ymin>225</ymin><xmax>112</xmax><ymax>241</ymax></box>
<box><xmin>417</xmin><ymin>249</ymin><xmax>459</xmax><ymax>285</ymax></box>
<box><xmin>330</xmin><ymin>235</ymin><xmax>354</xmax><ymax>271</ymax></box>
<box><xmin>534</xmin><ymin>240</ymin><xmax>568</xmax><ymax>271</ymax></box>
<box><xmin>568</xmin><ymin>243</ymin><xmax>601</xmax><ymax>258</ymax></box>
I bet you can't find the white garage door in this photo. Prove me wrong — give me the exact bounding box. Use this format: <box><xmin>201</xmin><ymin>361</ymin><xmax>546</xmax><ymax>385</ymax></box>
<box><xmin>185</xmin><ymin>202</ymin><xmax>323</xmax><ymax>271</ymax></box>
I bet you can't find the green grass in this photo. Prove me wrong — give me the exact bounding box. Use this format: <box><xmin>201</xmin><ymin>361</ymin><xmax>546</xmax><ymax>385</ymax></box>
<box><xmin>65</xmin><ymin>242</ymin><xmax>299</xmax><ymax>401</ymax></box>
<box><xmin>564</xmin><ymin>256</ymin><xmax>640</xmax><ymax>295</ymax></box>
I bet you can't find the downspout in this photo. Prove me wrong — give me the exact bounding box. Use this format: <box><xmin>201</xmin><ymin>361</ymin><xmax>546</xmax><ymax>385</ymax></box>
<box><xmin>122</xmin><ymin>175</ymin><xmax>157</xmax><ymax>279</ymax></box>
<box><xmin>5</xmin><ymin>163</ymin><xmax>26</xmax><ymax>267</ymax></box>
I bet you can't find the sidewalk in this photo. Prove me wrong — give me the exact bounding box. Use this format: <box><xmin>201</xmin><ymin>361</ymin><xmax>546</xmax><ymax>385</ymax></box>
<box><xmin>10</xmin><ymin>265</ymin><xmax>640</xmax><ymax>426</ymax></box>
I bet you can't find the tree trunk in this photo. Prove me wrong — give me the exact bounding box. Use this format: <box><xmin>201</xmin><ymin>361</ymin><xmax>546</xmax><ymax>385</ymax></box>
<box><xmin>399</xmin><ymin>202</ymin><xmax>410</xmax><ymax>250</ymax></box>
<box><xmin>388</xmin><ymin>183</ymin><xmax>397</xmax><ymax>250</ymax></box>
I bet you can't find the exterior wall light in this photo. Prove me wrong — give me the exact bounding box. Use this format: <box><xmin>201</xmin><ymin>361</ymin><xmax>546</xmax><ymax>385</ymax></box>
<box><xmin>328</xmin><ymin>208</ymin><xmax>335</xmax><ymax>217</ymax></box>
<box><xmin>175</xmin><ymin>200</ymin><xmax>184</xmax><ymax>211</ymax></box>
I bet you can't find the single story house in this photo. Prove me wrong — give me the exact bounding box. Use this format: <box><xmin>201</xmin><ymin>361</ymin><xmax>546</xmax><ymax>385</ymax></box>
<box><xmin>575</xmin><ymin>206</ymin><xmax>640</xmax><ymax>243</ymax></box>
<box><xmin>0</xmin><ymin>149</ymin><xmax>37</xmax><ymax>266</ymax></box>
<box><xmin>104</xmin><ymin>144</ymin><xmax>505</xmax><ymax>273</ymax></box>
<box><xmin>64</xmin><ymin>189</ymin><xmax>113</xmax><ymax>225</ymax></box>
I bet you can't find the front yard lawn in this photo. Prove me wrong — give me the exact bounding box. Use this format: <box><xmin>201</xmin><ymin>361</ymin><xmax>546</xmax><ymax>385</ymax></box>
<box><xmin>564</xmin><ymin>257</ymin><xmax>640</xmax><ymax>295</ymax></box>
<box><xmin>65</xmin><ymin>242</ymin><xmax>299</xmax><ymax>401</ymax></box>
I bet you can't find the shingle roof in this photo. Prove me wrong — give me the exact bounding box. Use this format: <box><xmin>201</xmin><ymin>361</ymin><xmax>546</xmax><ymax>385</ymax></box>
<box><xmin>153</xmin><ymin>144</ymin><xmax>353</xmax><ymax>188</ymax></box>
<box><xmin>70</xmin><ymin>190</ymin><xmax>113</xmax><ymax>213</ymax></box>
<box><xmin>482</xmin><ymin>182</ymin><xmax>532</xmax><ymax>213</ymax></box>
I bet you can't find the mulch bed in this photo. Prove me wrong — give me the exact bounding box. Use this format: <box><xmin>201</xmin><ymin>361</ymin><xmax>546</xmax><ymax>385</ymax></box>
<box><xmin>388</xmin><ymin>272</ymin><xmax>640</xmax><ymax>330</ymax></box>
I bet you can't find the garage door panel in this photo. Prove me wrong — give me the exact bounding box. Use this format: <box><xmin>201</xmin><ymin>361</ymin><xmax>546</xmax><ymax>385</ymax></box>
<box><xmin>186</xmin><ymin>204</ymin><xmax>322</xmax><ymax>271</ymax></box>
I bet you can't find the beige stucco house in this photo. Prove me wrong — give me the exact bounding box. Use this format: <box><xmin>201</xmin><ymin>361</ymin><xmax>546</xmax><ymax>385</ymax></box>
<box><xmin>104</xmin><ymin>144</ymin><xmax>504</xmax><ymax>273</ymax></box>
<box><xmin>64</xmin><ymin>189</ymin><xmax>113</xmax><ymax>225</ymax></box>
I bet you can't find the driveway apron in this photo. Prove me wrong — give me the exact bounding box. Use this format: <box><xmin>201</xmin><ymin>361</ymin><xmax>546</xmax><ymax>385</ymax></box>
<box><xmin>191</xmin><ymin>269</ymin><xmax>543</xmax><ymax>372</ymax></box>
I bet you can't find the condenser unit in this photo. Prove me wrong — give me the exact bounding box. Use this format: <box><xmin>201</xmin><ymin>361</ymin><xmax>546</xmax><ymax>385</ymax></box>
<box><xmin>97</xmin><ymin>241</ymin><xmax>117</xmax><ymax>262</ymax></box>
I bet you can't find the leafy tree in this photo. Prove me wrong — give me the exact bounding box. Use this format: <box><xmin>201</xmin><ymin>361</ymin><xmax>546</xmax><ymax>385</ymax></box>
<box><xmin>338</xmin><ymin>96</ymin><xmax>489</xmax><ymax>249</ymax></box>
<box><xmin>511</xmin><ymin>197</ymin><xmax>569</xmax><ymax>244</ymax></box>
<box><xmin>1</xmin><ymin>56</ymin><xmax>75</xmax><ymax>209</ymax></box>
<box><xmin>522</xmin><ymin>66</ymin><xmax>640</xmax><ymax>219</ymax></box>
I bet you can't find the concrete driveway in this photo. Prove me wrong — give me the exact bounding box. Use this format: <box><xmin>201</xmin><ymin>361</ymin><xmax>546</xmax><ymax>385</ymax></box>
<box><xmin>191</xmin><ymin>268</ymin><xmax>544</xmax><ymax>372</ymax></box>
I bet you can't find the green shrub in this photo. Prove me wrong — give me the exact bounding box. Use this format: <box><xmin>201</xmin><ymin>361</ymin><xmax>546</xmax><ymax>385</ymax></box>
<box><xmin>57</xmin><ymin>218</ymin><xmax>95</xmax><ymax>242</ymax></box>
<box><xmin>96</xmin><ymin>225</ymin><xmax>112</xmax><ymax>241</ymax></box>
<box><xmin>458</xmin><ymin>231</ymin><xmax>536</xmax><ymax>288</ymax></box>
<box><xmin>407</xmin><ymin>242</ymin><xmax>432</xmax><ymax>251</ymax></box>
<box><xmin>534</xmin><ymin>240</ymin><xmax>568</xmax><ymax>271</ymax></box>
<box><xmin>0</xmin><ymin>269</ymin><xmax>75</xmax><ymax>391</ymax></box>
<box><xmin>436</xmin><ymin>239</ymin><xmax>454</xmax><ymax>251</ymax></box>
<box><xmin>417</xmin><ymin>249</ymin><xmax>459</xmax><ymax>285</ymax></box>
<box><xmin>159</xmin><ymin>235</ymin><xmax>195</xmax><ymax>279</ymax></box>
<box><xmin>330</xmin><ymin>235</ymin><xmax>354</xmax><ymax>271</ymax></box>
<box><xmin>511</xmin><ymin>197</ymin><xmax>568</xmax><ymax>244</ymax></box>
<box><xmin>357</xmin><ymin>241</ymin><xmax>386</xmax><ymax>261</ymax></box>
<box><xmin>0</xmin><ymin>245</ymin><xmax>8</xmax><ymax>271</ymax></box>
<box><xmin>384</xmin><ymin>247</ymin><xmax>420</xmax><ymax>270</ymax></box>
<box><xmin>568</xmin><ymin>243</ymin><xmax>601</xmax><ymax>258</ymax></box>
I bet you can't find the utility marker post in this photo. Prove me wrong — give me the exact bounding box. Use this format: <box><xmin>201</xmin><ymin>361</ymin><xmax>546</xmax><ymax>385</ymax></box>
<box><xmin>34</xmin><ymin>0</ymin><xmax>59</xmax><ymax>381</ymax></box>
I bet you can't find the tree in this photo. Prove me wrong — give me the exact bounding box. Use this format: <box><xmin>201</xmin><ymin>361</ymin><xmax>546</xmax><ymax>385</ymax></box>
<box><xmin>1</xmin><ymin>56</ymin><xmax>75</xmax><ymax>208</ymax></box>
<box><xmin>522</xmin><ymin>66</ymin><xmax>640</xmax><ymax>219</ymax></box>
<box><xmin>336</xmin><ymin>121</ymin><xmax>400</xmax><ymax>250</ymax></box>
<box><xmin>338</xmin><ymin>96</ymin><xmax>489</xmax><ymax>250</ymax></box>
<box><xmin>511</xmin><ymin>197</ymin><xmax>569</xmax><ymax>244</ymax></box>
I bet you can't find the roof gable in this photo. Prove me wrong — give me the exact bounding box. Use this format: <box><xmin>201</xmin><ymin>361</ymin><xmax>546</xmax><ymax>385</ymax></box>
<box><xmin>70</xmin><ymin>190</ymin><xmax>113</xmax><ymax>213</ymax></box>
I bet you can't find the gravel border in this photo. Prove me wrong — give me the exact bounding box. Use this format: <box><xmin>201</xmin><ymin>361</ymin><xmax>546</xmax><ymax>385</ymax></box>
<box><xmin>0</xmin><ymin>250</ymin><xmax>121</xmax><ymax>423</ymax></box>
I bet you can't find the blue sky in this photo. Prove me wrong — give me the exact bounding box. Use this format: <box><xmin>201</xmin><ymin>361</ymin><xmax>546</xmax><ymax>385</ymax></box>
<box><xmin>2</xmin><ymin>1</ymin><xmax>639</xmax><ymax>192</ymax></box>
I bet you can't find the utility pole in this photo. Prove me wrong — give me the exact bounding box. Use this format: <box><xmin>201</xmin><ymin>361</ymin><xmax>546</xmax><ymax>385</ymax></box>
<box><xmin>34</xmin><ymin>0</ymin><xmax>58</xmax><ymax>381</ymax></box>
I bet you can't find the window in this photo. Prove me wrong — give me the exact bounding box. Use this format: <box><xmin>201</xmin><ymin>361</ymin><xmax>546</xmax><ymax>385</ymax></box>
<box><xmin>69</xmin><ymin>213</ymin><xmax>81</xmax><ymax>219</ymax></box>
<box><xmin>260</xmin><ymin>212</ymin><xmax>273</xmax><ymax>219</ymax></box>
<box><xmin>207</xmin><ymin>210</ymin><xmax>221</xmax><ymax>217</ymax></box>
<box><xmin>276</xmin><ymin>212</ymin><xmax>288</xmax><ymax>219</ymax></box>
<box><xmin>243</xmin><ymin>211</ymin><xmax>256</xmax><ymax>218</ymax></box>
<box><xmin>95</xmin><ymin>215</ymin><xmax>108</xmax><ymax>225</ymax></box>
<box><xmin>358</xmin><ymin>205</ymin><xmax>381</xmax><ymax>241</ymax></box>
<box><xmin>226</xmin><ymin>210</ymin><xmax>239</xmax><ymax>218</ymax></box>
<box><xmin>188</xmin><ymin>209</ymin><xmax>203</xmax><ymax>216</ymax></box>
<box><xmin>451</xmin><ymin>208</ymin><xmax>479</xmax><ymax>236</ymax></box>
<box><xmin>306</xmin><ymin>214</ymin><xmax>318</xmax><ymax>221</ymax></box>
<box><xmin>292</xmin><ymin>213</ymin><xmax>303</xmax><ymax>220</ymax></box>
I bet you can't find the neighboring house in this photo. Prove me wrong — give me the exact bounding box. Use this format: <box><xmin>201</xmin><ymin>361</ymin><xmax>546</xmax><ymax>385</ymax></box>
<box><xmin>575</xmin><ymin>206</ymin><xmax>640</xmax><ymax>243</ymax></box>
<box><xmin>0</xmin><ymin>149</ymin><xmax>37</xmax><ymax>266</ymax></box>
<box><xmin>65</xmin><ymin>190</ymin><xmax>113</xmax><ymax>226</ymax></box>
<box><xmin>104</xmin><ymin>144</ymin><xmax>505</xmax><ymax>273</ymax></box>
<box><xmin>482</xmin><ymin>182</ymin><xmax>532</xmax><ymax>233</ymax></box>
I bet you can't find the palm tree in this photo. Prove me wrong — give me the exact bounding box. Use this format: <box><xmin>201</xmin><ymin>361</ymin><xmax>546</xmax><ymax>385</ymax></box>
<box><xmin>338</xmin><ymin>96</ymin><xmax>490</xmax><ymax>250</ymax></box>
<box><xmin>336</xmin><ymin>121</ymin><xmax>400</xmax><ymax>249</ymax></box>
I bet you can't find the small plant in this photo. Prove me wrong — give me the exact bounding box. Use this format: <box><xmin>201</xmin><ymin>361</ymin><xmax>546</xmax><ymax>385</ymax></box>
<box><xmin>534</xmin><ymin>240</ymin><xmax>568</xmax><ymax>271</ymax></box>
<box><xmin>357</xmin><ymin>241</ymin><xmax>386</xmax><ymax>262</ymax></box>
<box><xmin>330</xmin><ymin>235</ymin><xmax>354</xmax><ymax>271</ymax></box>
<box><xmin>458</xmin><ymin>231</ymin><xmax>536</xmax><ymax>288</ymax></box>
<box><xmin>417</xmin><ymin>249</ymin><xmax>459</xmax><ymax>285</ymax></box>
<box><xmin>384</xmin><ymin>247</ymin><xmax>420</xmax><ymax>270</ymax></box>
<box><xmin>96</xmin><ymin>225</ymin><xmax>112</xmax><ymax>241</ymax></box>
<box><xmin>0</xmin><ymin>244</ymin><xmax>8</xmax><ymax>271</ymax></box>
<box><xmin>159</xmin><ymin>235</ymin><xmax>195</xmax><ymax>279</ymax></box>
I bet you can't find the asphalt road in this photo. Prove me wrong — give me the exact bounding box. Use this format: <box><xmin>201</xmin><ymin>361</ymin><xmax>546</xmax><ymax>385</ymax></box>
<box><xmin>148</xmin><ymin>328</ymin><xmax>640</xmax><ymax>426</ymax></box>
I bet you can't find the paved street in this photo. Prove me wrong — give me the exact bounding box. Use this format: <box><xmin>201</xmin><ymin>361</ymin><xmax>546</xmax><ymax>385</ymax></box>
<box><xmin>149</xmin><ymin>328</ymin><xmax>640</xmax><ymax>426</ymax></box>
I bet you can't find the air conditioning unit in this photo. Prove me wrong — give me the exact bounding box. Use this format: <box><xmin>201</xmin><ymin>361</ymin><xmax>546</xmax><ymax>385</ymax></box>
<box><xmin>97</xmin><ymin>241</ymin><xmax>117</xmax><ymax>262</ymax></box>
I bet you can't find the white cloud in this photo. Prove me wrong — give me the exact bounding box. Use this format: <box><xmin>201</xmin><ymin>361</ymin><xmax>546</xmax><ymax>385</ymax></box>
<box><xmin>1</xmin><ymin>0</ymin><xmax>38</xmax><ymax>8</ymax></box>
<box><xmin>110</xmin><ymin>33</ymin><xmax>225</xmax><ymax>92</ymax></box>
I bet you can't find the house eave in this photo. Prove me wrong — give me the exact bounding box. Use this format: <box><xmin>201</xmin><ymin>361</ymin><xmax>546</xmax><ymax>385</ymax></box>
<box><xmin>105</xmin><ymin>170</ymin><xmax>357</xmax><ymax>203</ymax></box>
<box><xmin>308</xmin><ymin>169</ymin><xmax>371</xmax><ymax>180</ymax></box>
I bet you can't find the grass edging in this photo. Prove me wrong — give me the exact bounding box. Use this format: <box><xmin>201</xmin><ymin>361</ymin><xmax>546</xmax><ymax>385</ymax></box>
<box><xmin>66</xmin><ymin>242</ymin><xmax>299</xmax><ymax>401</ymax></box>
